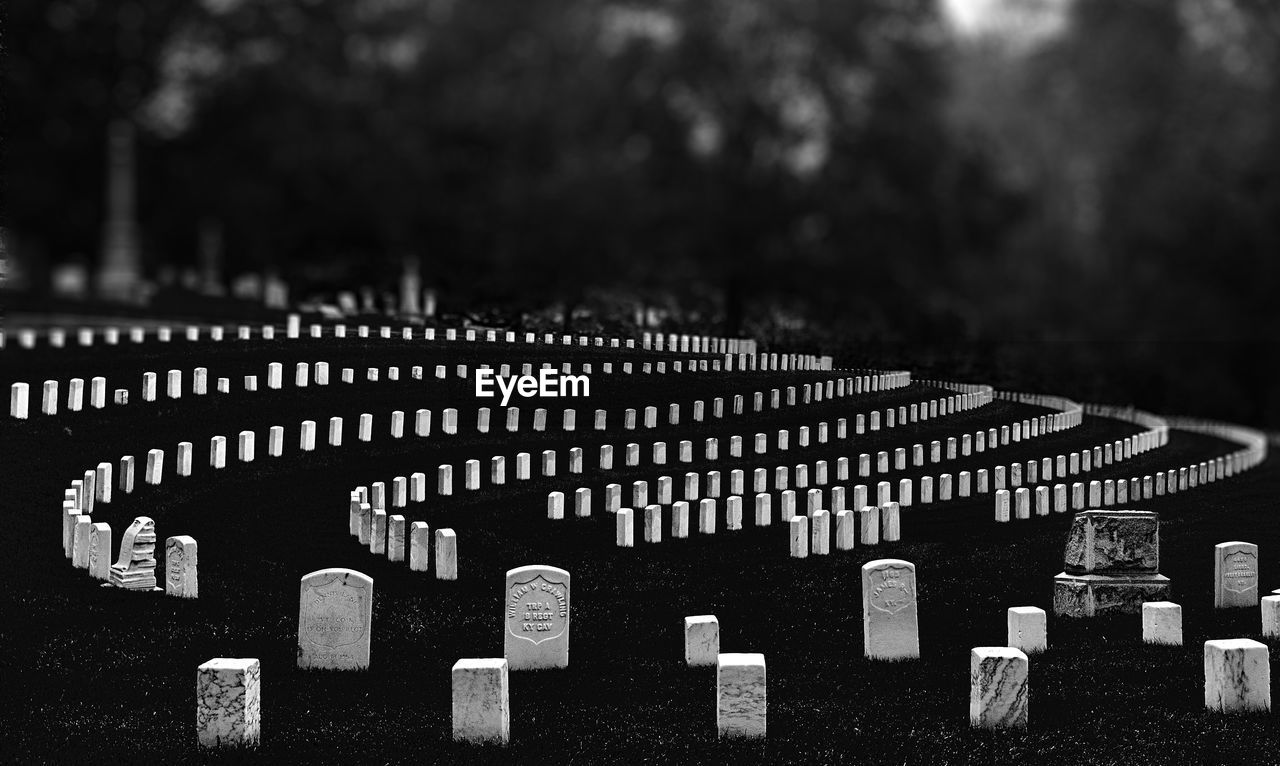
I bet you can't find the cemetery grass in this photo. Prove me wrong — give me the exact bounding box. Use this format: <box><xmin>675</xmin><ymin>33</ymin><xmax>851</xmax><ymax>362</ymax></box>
<box><xmin>2</xmin><ymin>341</ymin><xmax>1278</xmax><ymax>764</ymax></box>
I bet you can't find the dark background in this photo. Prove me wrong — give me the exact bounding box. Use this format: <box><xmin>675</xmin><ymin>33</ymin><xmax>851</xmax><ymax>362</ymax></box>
<box><xmin>4</xmin><ymin>0</ymin><xmax>1280</xmax><ymax>424</ymax></box>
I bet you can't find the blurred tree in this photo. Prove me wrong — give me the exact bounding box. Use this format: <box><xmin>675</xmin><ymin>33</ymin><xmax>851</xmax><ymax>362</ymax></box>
<box><xmin>947</xmin><ymin>0</ymin><xmax>1280</xmax><ymax>341</ymax></box>
<box><xmin>5</xmin><ymin>0</ymin><xmax>192</xmax><ymax>281</ymax></box>
<box><xmin>8</xmin><ymin>0</ymin><xmax>1007</xmax><ymax>333</ymax></box>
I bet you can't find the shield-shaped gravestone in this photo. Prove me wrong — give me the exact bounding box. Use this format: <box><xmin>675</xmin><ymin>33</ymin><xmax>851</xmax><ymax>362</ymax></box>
<box><xmin>297</xmin><ymin>568</ymin><xmax>373</xmax><ymax>670</ymax></box>
<box><xmin>1214</xmin><ymin>542</ymin><xmax>1259</xmax><ymax>609</ymax></box>
<box><xmin>504</xmin><ymin>565</ymin><xmax>570</xmax><ymax>670</ymax></box>
<box><xmin>862</xmin><ymin>559</ymin><xmax>920</xmax><ymax>660</ymax></box>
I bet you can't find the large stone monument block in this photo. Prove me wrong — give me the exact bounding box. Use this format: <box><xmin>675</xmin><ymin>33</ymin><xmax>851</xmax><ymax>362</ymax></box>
<box><xmin>1054</xmin><ymin>511</ymin><xmax>1169</xmax><ymax>617</ymax></box>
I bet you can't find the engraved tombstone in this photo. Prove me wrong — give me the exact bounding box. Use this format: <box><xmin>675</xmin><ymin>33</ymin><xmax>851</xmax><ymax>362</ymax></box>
<box><xmin>297</xmin><ymin>568</ymin><xmax>374</xmax><ymax>670</ymax></box>
<box><xmin>1214</xmin><ymin>542</ymin><xmax>1259</xmax><ymax>609</ymax></box>
<box><xmin>861</xmin><ymin>559</ymin><xmax>920</xmax><ymax>660</ymax></box>
<box><xmin>504</xmin><ymin>565</ymin><xmax>570</xmax><ymax>670</ymax></box>
<box><xmin>165</xmin><ymin>535</ymin><xmax>198</xmax><ymax>598</ymax></box>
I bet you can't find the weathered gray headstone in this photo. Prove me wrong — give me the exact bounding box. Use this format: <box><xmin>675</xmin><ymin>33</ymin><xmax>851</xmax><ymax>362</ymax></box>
<box><xmin>1054</xmin><ymin>511</ymin><xmax>1169</xmax><ymax>617</ymax></box>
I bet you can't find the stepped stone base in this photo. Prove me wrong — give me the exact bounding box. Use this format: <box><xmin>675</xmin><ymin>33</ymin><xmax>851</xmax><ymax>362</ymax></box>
<box><xmin>1053</xmin><ymin>572</ymin><xmax>1171</xmax><ymax>617</ymax></box>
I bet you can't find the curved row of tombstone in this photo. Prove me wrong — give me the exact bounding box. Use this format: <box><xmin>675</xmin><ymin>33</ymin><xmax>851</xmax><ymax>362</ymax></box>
<box><xmin>339</xmin><ymin>367</ymin><xmax>919</xmax><ymax>563</ymax></box>
<box><xmin>1</xmin><ymin>318</ymin><xmax>759</xmax><ymax>358</ymax></box>
<box><xmin>528</xmin><ymin>379</ymin><xmax>1061</xmax><ymax>561</ymax></box>
<box><xmin>993</xmin><ymin>407</ymin><xmax>1268</xmax><ymax>522</ymax></box>
<box><xmin>46</xmin><ymin>327</ymin><xmax>899</xmax><ymax>594</ymax></box>
<box><xmin>346</xmin><ymin>378</ymin><xmax>978</xmax><ymax>567</ymax></box>
<box><xmin>7</xmin><ymin>349</ymin><xmax>790</xmax><ymax>420</ymax></box>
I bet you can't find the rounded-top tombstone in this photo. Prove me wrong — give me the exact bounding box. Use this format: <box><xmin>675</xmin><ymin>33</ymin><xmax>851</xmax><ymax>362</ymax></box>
<box><xmin>861</xmin><ymin>558</ymin><xmax>920</xmax><ymax>660</ymax></box>
<box><xmin>297</xmin><ymin>568</ymin><xmax>374</xmax><ymax>670</ymax></box>
<box><xmin>504</xmin><ymin>565</ymin><xmax>570</xmax><ymax>670</ymax></box>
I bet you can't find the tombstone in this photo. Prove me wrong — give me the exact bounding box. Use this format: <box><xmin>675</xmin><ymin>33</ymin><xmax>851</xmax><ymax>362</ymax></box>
<box><xmin>617</xmin><ymin>509</ymin><xmax>635</xmax><ymax>546</ymax></box>
<box><xmin>717</xmin><ymin>654</ymin><xmax>766</xmax><ymax>739</ymax></box>
<box><xmin>645</xmin><ymin>505</ymin><xmax>664</xmax><ymax>542</ymax></box>
<box><xmin>109</xmin><ymin>517</ymin><xmax>158</xmax><ymax>590</ymax></box>
<box><xmin>196</xmin><ymin>658</ymin><xmax>261</xmax><ymax>748</ymax></box>
<box><xmin>698</xmin><ymin>499</ymin><xmax>716</xmax><ymax>534</ymax></box>
<box><xmin>452</xmin><ymin>659</ymin><xmax>510</xmax><ymax>744</ymax></box>
<box><xmin>72</xmin><ymin>516</ymin><xmax>93</xmax><ymax>568</ymax></box>
<box><xmin>685</xmin><ymin>616</ymin><xmax>719</xmax><ymax>667</ymax></box>
<box><xmin>165</xmin><ymin>536</ymin><xmax>198</xmax><ymax>598</ymax></box>
<box><xmin>1204</xmin><ymin>639</ymin><xmax>1270</xmax><ymax>713</ymax></box>
<box><xmin>994</xmin><ymin>490</ymin><xmax>1011</xmax><ymax>523</ymax></box>
<box><xmin>671</xmin><ymin>502</ymin><xmax>690</xmax><ymax>538</ymax></box>
<box><xmin>969</xmin><ymin>648</ymin><xmax>1029</xmax><ymax>729</ymax></box>
<box><xmin>861</xmin><ymin>559</ymin><xmax>919</xmax><ymax>660</ymax></box>
<box><xmin>1053</xmin><ymin>511</ymin><xmax>1169</xmax><ymax>617</ymax></box>
<box><xmin>880</xmin><ymin>502</ymin><xmax>901</xmax><ymax>542</ymax></box>
<box><xmin>409</xmin><ymin>522</ymin><xmax>431</xmax><ymax>572</ymax></box>
<box><xmin>88</xmin><ymin>522</ymin><xmax>112</xmax><ymax>580</ymax></box>
<box><xmin>10</xmin><ymin>382</ymin><xmax>29</xmax><ymax>419</ymax></box>
<box><xmin>789</xmin><ymin>516</ymin><xmax>808</xmax><ymax>558</ymax></box>
<box><xmin>1214</xmin><ymin>541</ymin><xmax>1259</xmax><ymax>609</ymax></box>
<box><xmin>1142</xmin><ymin>602</ymin><xmax>1182</xmax><ymax>646</ymax></box>
<box><xmin>858</xmin><ymin>506</ymin><xmax>879</xmax><ymax>545</ymax></box>
<box><xmin>1264</xmin><ymin>596</ymin><xmax>1280</xmax><ymax>639</ymax></box>
<box><xmin>436</xmin><ymin>529</ymin><xmax>458</xmax><ymax>580</ymax></box>
<box><xmin>1007</xmin><ymin>607</ymin><xmax>1046</xmax><ymax>654</ymax></box>
<box><xmin>810</xmin><ymin>510</ymin><xmax>831</xmax><ymax>555</ymax></box>
<box><xmin>755</xmin><ymin>494</ymin><xmax>772</xmax><ymax>527</ymax></box>
<box><xmin>505</xmin><ymin>565</ymin><xmax>570</xmax><ymax>670</ymax></box>
<box><xmin>387</xmin><ymin>516</ymin><xmax>406</xmax><ymax>561</ymax></box>
<box><xmin>297</xmin><ymin>568</ymin><xmax>373</xmax><ymax>670</ymax></box>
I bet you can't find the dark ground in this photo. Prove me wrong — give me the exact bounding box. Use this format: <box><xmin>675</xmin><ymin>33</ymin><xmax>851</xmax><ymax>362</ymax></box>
<box><xmin>0</xmin><ymin>332</ymin><xmax>1276</xmax><ymax>765</ymax></box>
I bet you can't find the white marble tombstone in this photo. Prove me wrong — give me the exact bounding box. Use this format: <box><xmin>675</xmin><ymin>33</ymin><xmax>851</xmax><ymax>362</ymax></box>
<box><xmin>297</xmin><ymin>568</ymin><xmax>373</xmax><ymax>670</ymax></box>
<box><xmin>685</xmin><ymin>615</ymin><xmax>720</xmax><ymax>666</ymax></box>
<box><xmin>452</xmin><ymin>659</ymin><xmax>510</xmax><ymax>744</ymax></box>
<box><xmin>504</xmin><ymin>565</ymin><xmax>570</xmax><ymax>670</ymax></box>
<box><xmin>969</xmin><ymin>647</ymin><xmax>1029</xmax><ymax>729</ymax></box>
<box><xmin>165</xmin><ymin>535</ymin><xmax>198</xmax><ymax>598</ymax></box>
<box><xmin>196</xmin><ymin>658</ymin><xmax>261</xmax><ymax>748</ymax></box>
<box><xmin>861</xmin><ymin>559</ymin><xmax>919</xmax><ymax>660</ymax></box>
<box><xmin>1214</xmin><ymin>541</ymin><xmax>1259</xmax><ymax>609</ymax></box>
<box><xmin>717</xmin><ymin>653</ymin><xmax>766</xmax><ymax>739</ymax></box>
<box><xmin>1204</xmin><ymin>639</ymin><xmax>1270</xmax><ymax>713</ymax></box>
